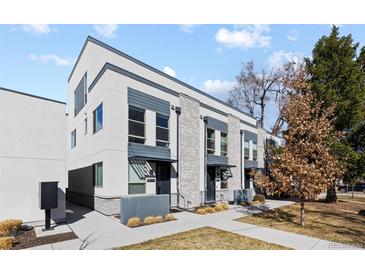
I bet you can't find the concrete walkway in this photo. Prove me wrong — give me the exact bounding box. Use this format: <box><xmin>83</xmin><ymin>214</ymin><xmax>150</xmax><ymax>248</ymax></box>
<box><xmin>27</xmin><ymin>200</ymin><xmax>361</xmax><ymax>250</ymax></box>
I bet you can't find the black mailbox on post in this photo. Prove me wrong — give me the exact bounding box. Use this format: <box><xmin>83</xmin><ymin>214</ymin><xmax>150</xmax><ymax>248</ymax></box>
<box><xmin>39</xmin><ymin>181</ymin><xmax>58</xmax><ymax>230</ymax></box>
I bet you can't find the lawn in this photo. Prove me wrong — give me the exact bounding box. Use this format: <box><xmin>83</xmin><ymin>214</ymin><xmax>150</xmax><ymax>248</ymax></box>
<box><xmin>117</xmin><ymin>226</ymin><xmax>289</xmax><ymax>250</ymax></box>
<box><xmin>236</xmin><ymin>195</ymin><xmax>365</xmax><ymax>248</ymax></box>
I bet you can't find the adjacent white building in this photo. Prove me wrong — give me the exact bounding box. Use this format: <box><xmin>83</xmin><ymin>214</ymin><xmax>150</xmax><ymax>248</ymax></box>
<box><xmin>0</xmin><ymin>87</ymin><xmax>67</xmax><ymax>222</ymax></box>
<box><xmin>66</xmin><ymin>36</ymin><xmax>279</xmax><ymax>215</ymax></box>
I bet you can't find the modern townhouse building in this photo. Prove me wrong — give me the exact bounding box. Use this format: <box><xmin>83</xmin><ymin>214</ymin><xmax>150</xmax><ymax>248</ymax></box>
<box><xmin>0</xmin><ymin>87</ymin><xmax>67</xmax><ymax>222</ymax></box>
<box><xmin>66</xmin><ymin>36</ymin><xmax>279</xmax><ymax>215</ymax></box>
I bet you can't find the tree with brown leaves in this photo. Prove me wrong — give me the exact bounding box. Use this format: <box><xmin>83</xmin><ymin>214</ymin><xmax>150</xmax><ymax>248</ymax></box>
<box><xmin>253</xmin><ymin>93</ymin><xmax>343</xmax><ymax>226</ymax></box>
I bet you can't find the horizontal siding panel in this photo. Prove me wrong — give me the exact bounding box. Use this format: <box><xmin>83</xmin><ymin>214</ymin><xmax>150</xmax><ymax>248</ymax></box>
<box><xmin>128</xmin><ymin>87</ymin><xmax>170</xmax><ymax>116</ymax></box>
<box><xmin>128</xmin><ymin>143</ymin><xmax>171</xmax><ymax>160</ymax></box>
<box><xmin>207</xmin><ymin>116</ymin><xmax>227</xmax><ymax>133</ymax></box>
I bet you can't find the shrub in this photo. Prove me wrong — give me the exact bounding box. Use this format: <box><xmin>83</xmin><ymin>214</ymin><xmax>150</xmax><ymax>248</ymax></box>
<box><xmin>253</xmin><ymin>194</ymin><xmax>266</xmax><ymax>203</ymax></box>
<box><xmin>205</xmin><ymin>207</ymin><xmax>215</xmax><ymax>213</ymax></box>
<box><xmin>0</xmin><ymin>237</ymin><xmax>14</xmax><ymax>250</ymax></box>
<box><xmin>154</xmin><ymin>216</ymin><xmax>164</xmax><ymax>223</ymax></box>
<box><xmin>196</xmin><ymin>208</ymin><xmax>207</xmax><ymax>215</ymax></box>
<box><xmin>0</xmin><ymin>219</ymin><xmax>22</xmax><ymax>237</ymax></box>
<box><xmin>165</xmin><ymin>213</ymin><xmax>175</xmax><ymax>221</ymax></box>
<box><xmin>214</xmin><ymin>204</ymin><xmax>224</xmax><ymax>212</ymax></box>
<box><xmin>143</xmin><ymin>216</ymin><xmax>156</xmax><ymax>225</ymax></box>
<box><xmin>127</xmin><ymin>217</ymin><xmax>142</xmax><ymax>228</ymax></box>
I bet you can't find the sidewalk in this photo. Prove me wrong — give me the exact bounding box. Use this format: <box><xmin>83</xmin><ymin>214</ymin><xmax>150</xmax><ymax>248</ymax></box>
<box><xmin>27</xmin><ymin>200</ymin><xmax>361</xmax><ymax>250</ymax></box>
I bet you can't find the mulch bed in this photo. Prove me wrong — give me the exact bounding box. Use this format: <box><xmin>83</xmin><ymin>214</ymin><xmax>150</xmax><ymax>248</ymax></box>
<box><xmin>12</xmin><ymin>228</ymin><xmax>78</xmax><ymax>250</ymax></box>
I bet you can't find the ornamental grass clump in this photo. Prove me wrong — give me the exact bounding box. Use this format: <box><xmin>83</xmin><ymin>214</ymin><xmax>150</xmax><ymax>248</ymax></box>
<box><xmin>205</xmin><ymin>207</ymin><xmax>215</xmax><ymax>213</ymax></box>
<box><xmin>214</xmin><ymin>204</ymin><xmax>224</xmax><ymax>212</ymax></box>
<box><xmin>0</xmin><ymin>219</ymin><xmax>22</xmax><ymax>237</ymax></box>
<box><xmin>165</xmin><ymin>213</ymin><xmax>175</xmax><ymax>221</ymax></box>
<box><xmin>253</xmin><ymin>194</ymin><xmax>266</xmax><ymax>203</ymax></box>
<box><xmin>143</xmin><ymin>216</ymin><xmax>156</xmax><ymax>225</ymax></box>
<box><xmin>0</xmin><ymin>237</ymin><xmax>14</xmax><ymax>250</ymax></box>
<box><xmin>154</xmin><ymin>216</ymin><xmax>164</xmax><ymax>223</ymax></box>
<box><xmin>196</xmin><ymin>208</ymin><xmax>207</xmax><ymax>215</ymax></box>
<box><xmin>221</xmin><ymin>203</ymin><xmax>229</xmax><ymax>210</ymax></box>
<box><xmin>127</xmin><ymin>217</ymin><xmax>142</xmax><ymax>228</ymax></box>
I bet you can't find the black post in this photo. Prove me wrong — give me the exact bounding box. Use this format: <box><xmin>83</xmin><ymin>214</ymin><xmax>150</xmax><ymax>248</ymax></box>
<box><xmin>45</xmin><ymin>209</ymin><xmax>51</xmax><ymax>230</ymax></box>
<box><xmin>175</xmin><ymin>106</ymin><xmax>181</xmax><ymax>207</ymax></box>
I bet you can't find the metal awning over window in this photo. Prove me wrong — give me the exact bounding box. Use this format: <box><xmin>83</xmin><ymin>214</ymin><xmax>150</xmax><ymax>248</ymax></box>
<box><xmin>129</xmin><ymin>156</ymin><xmax>178</xmax><ymax>163</ymax></box>
<box><xmin>207</xmin><ymin>164</ymin><xmax>236</xmax><ymax>168</ymax></box>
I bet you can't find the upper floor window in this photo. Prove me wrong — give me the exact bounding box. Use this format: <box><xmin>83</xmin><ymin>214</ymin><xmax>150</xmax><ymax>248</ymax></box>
<box><xmin>129</xmin><ymin>105</ymin><xmax>145</xmax><ymax>144</ymax></box>
<box><xmin>71</xmin><ymin>129</ymin><xmax>76</xmax><ymax>149</ymax></box>
<box><xmin>207</xmin><ymin>128</ymin><xmax>215</xmax><ymax>154</ymax></box>
<box><xmin>74</xmin><ymin>73</ymin><xmax>87</xmax><ymax>117</ymax></box>
<box><xmin>244</xmin><ymin>140</ymin><xmax>250</xmax><ymax>160</ymax></box>
<box><xmin>156</xmin><ymin>113</ymin><xmax>169</xmax><ymax>147</ymax></box>
<box><xmin>252</xmin><ymin>141</ymin><xmax>258</xmax><ymax>161</ymax></box>
<box><xmin>93</xmin><ymin>103</ymin><xmax>103</xmax><ymax>133</ymax></box>
<box><xmin>84</xmin><ymin>117</ymin><xmax>88</xmax><ymax>135</ymax></box>
<box><xmin>220</xmin><ymin>132</ymin><xmax>228</xmax><ymax>157</ymax></box>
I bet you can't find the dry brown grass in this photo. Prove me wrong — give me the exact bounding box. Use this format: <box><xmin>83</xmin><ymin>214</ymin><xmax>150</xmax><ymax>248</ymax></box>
<box><xmin>0</xmin><ymin>219</ymin><xmax>22</xmax><ymax>237</ymax></box>
<box><xmin>143</xmin><ymin>216</ymin><xmax>156</xmax><ymax>225</ymax></box>
<box><xmin>0</xmin><ymin>237</ymin><xmax>14</xmax><ymax>250</ymax></box>
<box><xmin>214</xmin><ymin>204</ymin><xmax>224</xmax><ymax>212</ymax></box>
<box><xmin>127</xmin><ymin>217</ymin><xmax>142</xmax><ymax>228</ymax></box>
<box><xmin>196</xmin><ymin>208</ymin><xmax>207</xmax><ymax>215</ymax></box>
<box><xmin>165</xmin><ymin>214</ymin><xmax>175</xmax><ymax>221</ymax></box>
<box><xmin>205</xmin><ymin>207</ymin><xmax>215</xmax><ymax>213</ymax></box>
<box><xmin>154</xmin><ymin>216</ymin><xmax>164</xmax><ymax>223</ymax></box>
<box><xmin>237</xmin><ymin>195</ymin><xmax>365</xmax><ymax>248</ymax></box>
<box><xmin>221</xmin><ymin>203</ymin><xmax>229</xmax><ymax>210</ymax></box>
<box><xmin>117</xmin><ymin>227</ymin><xmax>289</xmax><ymax>250</ymax></box>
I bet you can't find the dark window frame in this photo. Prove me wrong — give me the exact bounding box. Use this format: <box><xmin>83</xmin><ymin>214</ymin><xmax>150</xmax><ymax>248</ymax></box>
<box><xmin>156</xmin><ymin>113</ymin><xmax>169</xmax><ymax>147</ymax></box>
<box><xmin>207</xmin><ymin>128</ymin><xmax>215</xmax><ymax>155</ymax></box>
<box><xmin>71</xmin><ymin>129</ymin><xmax>76</xmax><ymax>149</ymax></box>
<box><xmin>93</xmin><ymin>103</ymin><xmax>103</xmax><ymax>134</ymax></box>
<box><xmin>220</xmin><ymin>132</ymin><xmax>228</xmax><ymax>157</ymax></box>
<box><xmin>128</xmin><ymin>105</ymin><xmax>146</xmax><ymax>144</ymax></box>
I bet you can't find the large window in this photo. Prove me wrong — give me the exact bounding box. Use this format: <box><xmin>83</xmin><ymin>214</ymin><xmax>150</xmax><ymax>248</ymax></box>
<box><xmin>128</xmin><ymin>162</ymin><xmax>146</xmax><ymax>194</ymax></box>
<box><xmin>156</xmin><ymin>113</ymin><xmax>169</xmax><ymax>147</ymax></box>
<box><xmin>207</xmin><ymin>128</ymin><xmax>215</xmax><ymax>154</ymax></box>
<box><xmin>252</xmin><ymin>141</ymin><xmax>257</xmax><ymax>161</ymax></box>
<box><xmin>71</xmin><ymin>129</ymin><xmax>76</xmax><ymax>149</ymax></box>
<box><xmin>74</xmin><ymin>73</ymin><xmax>87</xmax><ymax>117</ymax></box>
<box><xmin>128</xmin><ymin>105</ymin><xmax>145</xmax><ymax>144</ymax></box>
<box><xmin>94</xmin><ymin>162</ymin><xmax>103</xmax><ymax>188</ymax></box>
<box><xmin>244</xmin><ymin>140</ymin><xmax>250</xmax><ymax>160</ymax></box>
<box><xmin>220</xmin><ymin>132</ymin><xmax>227</xmax><ymax>156</ymax></box>
<box><xmin>93</xmin><ymin>103</ymin><xmax>103</xmax><ymax>134</ymax></box>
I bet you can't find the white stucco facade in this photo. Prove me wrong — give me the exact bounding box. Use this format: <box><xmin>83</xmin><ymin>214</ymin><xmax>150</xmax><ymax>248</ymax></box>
<box><xmin>0</xmin><ymin>88</ymin><xmax>66</xmax><ymax>222</ymax></box>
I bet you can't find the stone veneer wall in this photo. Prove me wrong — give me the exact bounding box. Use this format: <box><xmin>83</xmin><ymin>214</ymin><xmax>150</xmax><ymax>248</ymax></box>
<box><xmin>179</xmin><ymin>94</ymin><xmax>201</xmax><ymax>208</ymax></box>
<box><xmin>227</xmin><ymin>114</ymin><xmax>242</xmax><ymax>201</ymax></box>
<box><xmin>257</xmin><ymin>127</ymin><xmax>266</xmax><ymax>169</ymax></box>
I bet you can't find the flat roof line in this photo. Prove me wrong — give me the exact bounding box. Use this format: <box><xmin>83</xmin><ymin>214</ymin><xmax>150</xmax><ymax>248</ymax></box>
<box><xmin>0</xmin><ymin>86</ymin><xmax>66</xmax><ymax>105</ymax></box>
<box><xmin>68</xmin><ymin>35</ymin><xmax>256</xmax><ymax>121</ymax></box>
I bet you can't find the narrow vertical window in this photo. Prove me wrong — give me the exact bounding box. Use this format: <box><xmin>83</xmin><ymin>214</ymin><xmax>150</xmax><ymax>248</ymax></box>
<box><xmin>94</xmin><ymin>162</ymin><xmax>103</xmax><ymax>188</ymax></box>
<box><xmin>220</xmin><ymin>132</ymin><xmax>228</xmax><ymax>156</ymax></box>
<box><xmin>207</xmin><ymin>128</ymin><xmax>215</xmax><ymax>154</ymax></box>
<box><xmin>244</xmin><ymin>140</ymin><xmax>250</xmax><ymax>160</ymax></box>
<box><xmin>84</xmin><ymin>117</ymin><xmax>87</xmax><ymax>135</ymax></box>
<box><xmin>93</xmin><ymin>103</ymin><xmax>103</xmax><ymax>133</ymax></box>
<box><xmin>156</xmin><ymin>113</ymin><xmax>169</xmax><ymax>147</ymax></box>
<box><xmin>252</xmin><ymin>141</ymin><xmax>257</xmax><ymax>161</ymax></box>
<box><xmin>71</xmin><ymin>129</ymin><xmax>76</xmax><ymax>149</ymax></box>
<box><xmin>128</xmin><ymin>105</ymin><xmax>145</xmax><ymax>144</ymax></box>
<box><xmin>74</xmin><ymin>73</ymin><xmax>87</xmax><ymax>116</ymax></box>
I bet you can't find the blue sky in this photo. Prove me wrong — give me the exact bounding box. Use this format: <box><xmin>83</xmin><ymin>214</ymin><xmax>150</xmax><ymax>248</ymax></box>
<box><xmin>1</xmin><ymin>24</ymin><xmax>365</xmax><ymax>129</ymax></box>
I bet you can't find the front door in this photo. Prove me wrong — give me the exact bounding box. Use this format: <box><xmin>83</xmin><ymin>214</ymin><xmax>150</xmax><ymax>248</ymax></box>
<box><xmin>156</xmin><ymin>162</ymin><xmax>171</xmax><ymax>195</ymax></box>
<box><xmin>206</xmin><ymin>167</ymin><xmax>216</xmax><ymax>202</ymax></box>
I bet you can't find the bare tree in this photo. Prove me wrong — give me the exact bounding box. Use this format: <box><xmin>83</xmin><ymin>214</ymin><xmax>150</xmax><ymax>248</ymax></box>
<box><xmin>227</xmin><ymin>61</ymin><xmax>284</xmax><ymax>128</ymax></box>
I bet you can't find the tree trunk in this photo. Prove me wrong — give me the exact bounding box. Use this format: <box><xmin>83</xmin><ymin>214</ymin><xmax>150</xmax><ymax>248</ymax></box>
<box><xmin>325</xmin><ymin>182</ymin><xmax>337</xmax><ymax>203</ymax></box>
<box><xmin>352</xmin><ymin>184</ymin><xmax>354</xmax><ymax>199</ymax></box>
<box><xmin>300</xmin><ymin>202</ymin><xmax>305</xmax><ymax>226</ymax></box>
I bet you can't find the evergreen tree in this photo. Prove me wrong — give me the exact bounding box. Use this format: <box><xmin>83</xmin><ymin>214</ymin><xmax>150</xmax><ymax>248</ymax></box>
<box><xmin>306</xmin><ymin>25</ymin><xmax>365</xmax><ymax>202</ymax></box>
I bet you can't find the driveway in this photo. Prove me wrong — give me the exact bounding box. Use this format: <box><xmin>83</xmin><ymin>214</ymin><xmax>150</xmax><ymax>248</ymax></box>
<box><xmin>27</xmin><ymin>200</ymin><xmax>361</xmax><ymax>250</ymax></box>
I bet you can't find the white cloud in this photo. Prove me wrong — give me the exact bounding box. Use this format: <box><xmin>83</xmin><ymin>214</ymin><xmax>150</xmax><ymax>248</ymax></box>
<box><xmin>29</xmin><ymin>54</ymin><xmax>75</xmax><ymax>66</ymax></box>
<box><xmin>215</xmin><ymin>25</ymin><xmax>271</xmax><ymax>49</ymax></box>
<box><xmin>202</xmin><ymin>79</ymin><xmax>235</xmax><ymax>95</ymax></box>
<box><xmin>179</xmin><ymin>24</ymin><xmax>198</xmax><ymax>33</ymax></box>
<box><xmin>287</xmin><ymin>30</ymin><xmax>298</xmax><ymax>41</ymax></box>
<box><xmin>268</xmin><ymin>50</ymin><xmax>305</xmax><ymax>69</ymax></box>
<box><xmin>93</xmin><ymin>24</ymin><xmax>118</xmax><ymax>38</ymax></box>
<box><xmin>22</xmin><ymin>24</ymin><xmax>52</xmax><ymax>35</ymax></box>
<box><xmin>163</xmin><ymin>66</ymin><xmax>176</xmax><ymax>77</ymax></box>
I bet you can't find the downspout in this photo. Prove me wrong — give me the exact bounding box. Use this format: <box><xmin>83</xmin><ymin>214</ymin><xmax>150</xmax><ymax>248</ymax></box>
<box><xmin>240</xmin><ymin>129</ymin><xmax>243</xmax><ymax>189</ymax></box>
<box><xmin>175</xmin><ymin>106</ymin><xmax>181</xmax><ymax>207</ymax></box>
<box><xmin>203</xmin><ymin>116</ymin><xmax>208</xmax><ymax>204</ymax></box>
